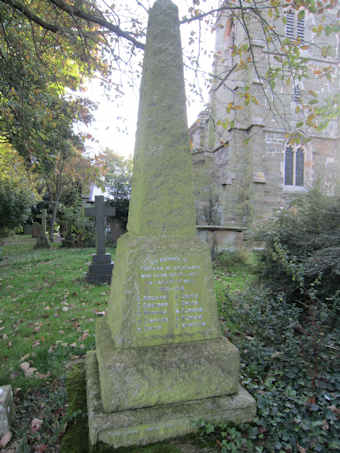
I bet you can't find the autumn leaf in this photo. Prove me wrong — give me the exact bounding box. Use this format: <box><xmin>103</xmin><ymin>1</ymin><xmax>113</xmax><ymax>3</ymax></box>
<box><xmin>20</xmin><ymin>361</ymin><xmax>37</xmax><ymax>377</ymax></box>
<box><xmin>0</xmin><ymin>431</ymin><xmax>12</xmax><ymax>448</ymax></box>
<box><xmin>31</xmin><ymin>418</ymin><xmax>43</xmax><ymax>432</ymax></box>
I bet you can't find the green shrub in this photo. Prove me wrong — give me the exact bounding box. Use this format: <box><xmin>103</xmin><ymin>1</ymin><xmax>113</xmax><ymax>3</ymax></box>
<box><xmin>256</xmin><ymin>189</ymin><xmax>340</xmax><ymax>308</ymax></box>
<box><xmin>214</xmin><ymin>249</ymin><xmax>251</xmax><ymax>268</ymax></box>
<box><xmin>59</xmin><ymin>202</ymin><xmax>95</xmax><ymax>248</ymax></box>
<box><xmin>0</xmin><ymin>181</ymin><xmax>35</xmax><ymax>235</ymax></box>
<box><xmin>202</xmin><ymin>285</ymin><xmax>340</xmax><ymax>452</ymax></box>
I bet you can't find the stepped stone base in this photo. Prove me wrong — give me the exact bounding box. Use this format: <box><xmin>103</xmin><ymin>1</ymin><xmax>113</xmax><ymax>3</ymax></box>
<box><xmin>86</xmin><ymin>351</ymin><xmax>256</xmax><ymax>450</ymax></box>
<box><xmin>96</xmin><ymin>318</ymin><xmax>240</xmax><ymax>412</ymax></box>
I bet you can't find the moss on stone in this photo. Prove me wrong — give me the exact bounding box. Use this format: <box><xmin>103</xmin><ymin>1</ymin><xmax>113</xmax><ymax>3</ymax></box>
<box><xmin>60</xmin><ymin>362</ymin><xmax>88</xmax><ymax>453</ymax></box>
<box><xmin>60</xmin><ymin>360</ymin><xmax>183</xmax><ymax>453</ymax></box>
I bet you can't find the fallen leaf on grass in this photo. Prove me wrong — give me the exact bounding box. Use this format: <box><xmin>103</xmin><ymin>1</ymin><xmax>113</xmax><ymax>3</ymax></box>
<box><xmin>31</xmin><ymin>418</ymin><xmax>43</xmax><ymax>432</ymax></box>
<box><xmin>0</xmin><ymin>431</ymin><xmax>12</xmax><ymax>448</ymax></box>
<box><xmin>20</xmin><ymin>362</ymin><xmax>37</xmax><ymax>377</ymax></box>
<box><xmin>328</xmin><ymin>405</ymin><xmax>340</xmax><ymax>416</ymax></box>
<box><xmin>35</xmin><ymin>371</ymin><xmax>51</xmax><ymax>379</ymax></box>
<box><xmin>81</xmin><ymin>331</ymin><xmax>89</xmax><ymax>341</ymax></box>
<box><xmin>298</xmin><ymin>445</ymin><xmax>306</xmax><ymax>453</ymax></box>
<box><xmin>95</xmin><ymin>311</ymin><xmax>106</xmax><ymax>316</ymax></box>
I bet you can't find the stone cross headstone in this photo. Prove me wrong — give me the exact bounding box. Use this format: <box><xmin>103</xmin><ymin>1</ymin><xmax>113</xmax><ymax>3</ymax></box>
<box><xmin>86</xmin><ymin>0</ymin><xmax>256</xmax><ymax>449</ymax></box>
<box><xmin>41</xmin><ymin>209</ymin><xmax>47</xmax><ymax>234</ymax></box>
<box><xmin>34</xmin><ymin>209</ymin><xmax>50</xmax><ymax>249</ymax></box>
<box><xmin>85</xmin><ymin>195</ymin><xmax>115</xmax><ymax>284</ymax></box>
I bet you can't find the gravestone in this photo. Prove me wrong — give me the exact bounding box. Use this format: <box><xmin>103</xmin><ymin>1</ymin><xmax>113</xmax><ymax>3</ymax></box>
<box><xmin>85</xmin><ymin>196</ymin><xmax>115</xmax><ymax>284</ymax></box>
<box><xmin>86</xmin><ymin>0</ymin><xmax>256</xmax><ymax>449</ymax></box>
<box><xmin>34</xmin><ymin>209</ymin><xmax>50</xmax><ymax>249</ymax></box>
<box><xmin>31</xmin><ymin>222</ymin><xmax>41</xmax><ymax>238</ymax></box>
<box><xmin>0</xmin><ymin>386</ymin><xmax>14</xmax><ymax>438</ymax></box>
<box><xmin>23</xmin><ymin>224</ymin><xmax>32</xmax><ymax>235</ymax></box>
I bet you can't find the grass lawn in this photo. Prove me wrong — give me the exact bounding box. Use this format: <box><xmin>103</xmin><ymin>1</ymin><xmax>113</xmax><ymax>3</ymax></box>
<box><xmin>1</xmin><ymin>236</ymin><xmax>338</xmax><ymax>453</ymax></box>
<box><xmin>0</xmin><ymin>236</ymin><xmax>256</xmax><ymax>452</ymax></box>
<box><xmin>0</xmin><ymin>235</ymin><xmax>115</xmax><ymax>452</ymax></box>
<box><xmin>0</xmin><ymin>235</ymin><xmax>112</xmax><ymax>388</ymax></box>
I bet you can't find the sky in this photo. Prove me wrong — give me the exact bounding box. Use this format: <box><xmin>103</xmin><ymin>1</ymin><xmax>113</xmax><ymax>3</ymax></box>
<box><xmin>79</xmin><ymin>0</ymin><xmax>217</xmax><ymax>160</ymax></box>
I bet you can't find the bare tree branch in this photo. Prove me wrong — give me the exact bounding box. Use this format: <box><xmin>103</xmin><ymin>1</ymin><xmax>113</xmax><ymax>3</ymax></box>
<box><xmin>0</xmin><ymin>0</ymin><xmax>145</xmax><ymax>50</ymax></box>
<box><xmin>1</xmin><ymin>0</ymin><xmax>59</xmax><ymax>32</ymax></box>
<box><xmin>48</xmin><ymin>0</ymin><xmax>145</xmax><ymax>49</ymax></box>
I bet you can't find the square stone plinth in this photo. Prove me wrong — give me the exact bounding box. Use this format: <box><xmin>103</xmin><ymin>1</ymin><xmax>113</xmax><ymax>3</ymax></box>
<box><xmin>96</xmin><ymin>318</ymin><xmax>239</xmax><ymax>412</ymax></box>
<box><xmin>86</xmin><ymin>351</ymin><xmax>256</xmax><ymax>449</ymax></box>
<box><xmin>0</xmin><ymin>386</ymin><xmax>14</xmax><ymax>437</ymax></box>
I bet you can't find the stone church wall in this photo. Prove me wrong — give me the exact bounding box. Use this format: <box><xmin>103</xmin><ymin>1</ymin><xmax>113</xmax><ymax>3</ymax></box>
<box><xmin>191</xmin><ymin>2</ymin><xmax>340</xmax><ymax>251</ymax></box>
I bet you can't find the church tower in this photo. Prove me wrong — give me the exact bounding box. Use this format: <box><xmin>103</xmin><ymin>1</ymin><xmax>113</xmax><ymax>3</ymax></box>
<box><xmin>191</xmin><ymin>1</ymin><xmax>340</xmax><ymax>246</ymax></box>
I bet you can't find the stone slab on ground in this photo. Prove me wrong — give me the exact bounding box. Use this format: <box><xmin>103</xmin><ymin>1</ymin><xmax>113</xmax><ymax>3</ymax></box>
<box><xmin>0</xmin><ymin>385</ymin><xmax>14</xmax><ymax>437</ymax></box>
<box><xmin>87</xmin><ymin>351</ymin><xmax>256</xmax><ymax>450</ymax></box>
<box><xmin>86</xmin><ymin>262</ymin><xmax>114</xmax><ymax>284</ymax></box>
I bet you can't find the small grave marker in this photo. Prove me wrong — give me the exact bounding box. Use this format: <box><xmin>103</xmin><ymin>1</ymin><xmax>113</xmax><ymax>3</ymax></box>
<box><xmin>85</xmin><ymin>195</ymin><xmax>115</xmax><ymax>284</ymax></box>
<box><xmin>0</xmin><ymin>386</ymin><xmax>14</xmax><ymax>438</ymax></box>
<box><xmin>34</xmin><ymin>209</ymin><xmax>50</xmax><ymax>249</ymax></box>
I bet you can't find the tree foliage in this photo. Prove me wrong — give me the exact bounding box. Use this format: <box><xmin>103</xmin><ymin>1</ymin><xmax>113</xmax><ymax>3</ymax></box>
<box><xmin>0</xmin><ymin>1</ymin><xmax>99</xmax><ymax>167</ymax></box>
<box><xmin>1</xmin><ymin>0</ymin><xmax>338</xmax><ymax>143</ymax></box>
<box><xmin>0</xmin><ymin>143</ymin><xmax>35</xmax><ymax>233</ymax></box>
<box><xmin>97</xmin><ymin>148</ymin><xmax>132</xmax><ymax>229</ymax></box>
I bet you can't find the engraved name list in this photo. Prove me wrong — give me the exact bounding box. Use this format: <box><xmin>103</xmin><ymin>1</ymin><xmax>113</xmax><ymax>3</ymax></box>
<box><xmin>136</xmin><ymin>255</ymin><xmax>207</xmax><ymax>337</ymax></box>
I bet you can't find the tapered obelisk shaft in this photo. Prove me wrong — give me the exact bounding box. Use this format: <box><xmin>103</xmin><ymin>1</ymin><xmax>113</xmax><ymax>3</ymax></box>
<box><xmin>127</xmin><ymin>0</ymin><xmax>196</xmax><ymax>237</ymax></box>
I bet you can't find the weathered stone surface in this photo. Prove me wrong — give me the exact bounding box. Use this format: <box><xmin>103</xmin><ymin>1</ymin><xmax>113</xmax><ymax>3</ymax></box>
<box><xmin>96</xmin><ymin>318</ymin><xmax>239</xmax><ymax>412</ymax></box>
<box><xmin>127</xmin><ymin>0</ymin><xmax>196</xmax><ymax>237</ymax></box>
<box><xmin>106</xmin><ymin>234</ymin><xmax>220</xmax><ymax>348</ymax></box>
<box><xmin>0</xmin><ymin>386</ymin><xmax>14</xmax><ymax>437</ymax></box>
<box><xmin>87</xmin><ymin>352</ymin><xmax>256</xmax><ymax>449</ymax></box>
<box><xmin>87</xmin><ymin>0</ymin><xmax>256</xmax><ymax>449</ymax></box>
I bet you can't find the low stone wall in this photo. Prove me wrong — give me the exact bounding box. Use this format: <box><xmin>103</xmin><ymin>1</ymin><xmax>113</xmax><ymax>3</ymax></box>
<box><xmin>196</xmin><ymin>225</ymin><xmax>246</xmax><ymax>253</ymax></box>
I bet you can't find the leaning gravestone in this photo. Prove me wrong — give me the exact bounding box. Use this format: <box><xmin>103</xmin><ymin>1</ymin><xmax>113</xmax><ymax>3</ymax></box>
<box><xmin>85</xmin><ymin>196</ymin><xmax>115</xmax><ymax>284</ymax></box>
<box><xmin>34</xmin><ymin>209</ymin><xmax>50</xmax><ymax>249</ymax></box>
<box><xmin>86</xmin><ymin>0</ymin><xmax>256</xmax><ymax>449</ymax></box>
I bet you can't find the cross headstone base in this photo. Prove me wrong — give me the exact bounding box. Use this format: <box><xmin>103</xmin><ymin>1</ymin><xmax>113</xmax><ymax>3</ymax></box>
<box><xmin>34</xmin><ymin>234</ymin><xmax>50</xmax><ymax>249</ymax></box>
<box><xmin>86</xmin><ymin>253</ymin><xmax>114</xmax><ymax>284</ymax></box>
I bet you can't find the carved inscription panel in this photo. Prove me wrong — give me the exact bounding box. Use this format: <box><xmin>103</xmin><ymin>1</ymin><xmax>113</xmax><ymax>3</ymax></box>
<box><xmin>136</xmin><ymin>255</ymin><xmax>209</xmax><ymax>338</ymax></box>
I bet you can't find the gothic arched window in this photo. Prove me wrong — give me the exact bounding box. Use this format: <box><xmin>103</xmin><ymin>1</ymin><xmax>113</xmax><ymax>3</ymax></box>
<box><xmin>284</xmin><ymin>145</ymin><xmax>304</xmax><ymax>187</ymax></box>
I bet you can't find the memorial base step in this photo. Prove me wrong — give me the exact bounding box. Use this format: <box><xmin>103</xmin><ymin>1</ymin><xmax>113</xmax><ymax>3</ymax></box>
<box><xmin>86</xmin><ymin>351</ymin><xmax>256</xmax><ymax>450</ymax></box>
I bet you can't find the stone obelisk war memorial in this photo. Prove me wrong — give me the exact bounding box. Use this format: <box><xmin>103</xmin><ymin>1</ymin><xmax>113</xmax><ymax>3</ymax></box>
<box><xmin>86</xmin><ymin>0</ymin><xmax>256</xmax><ymax>449</ymax></box>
